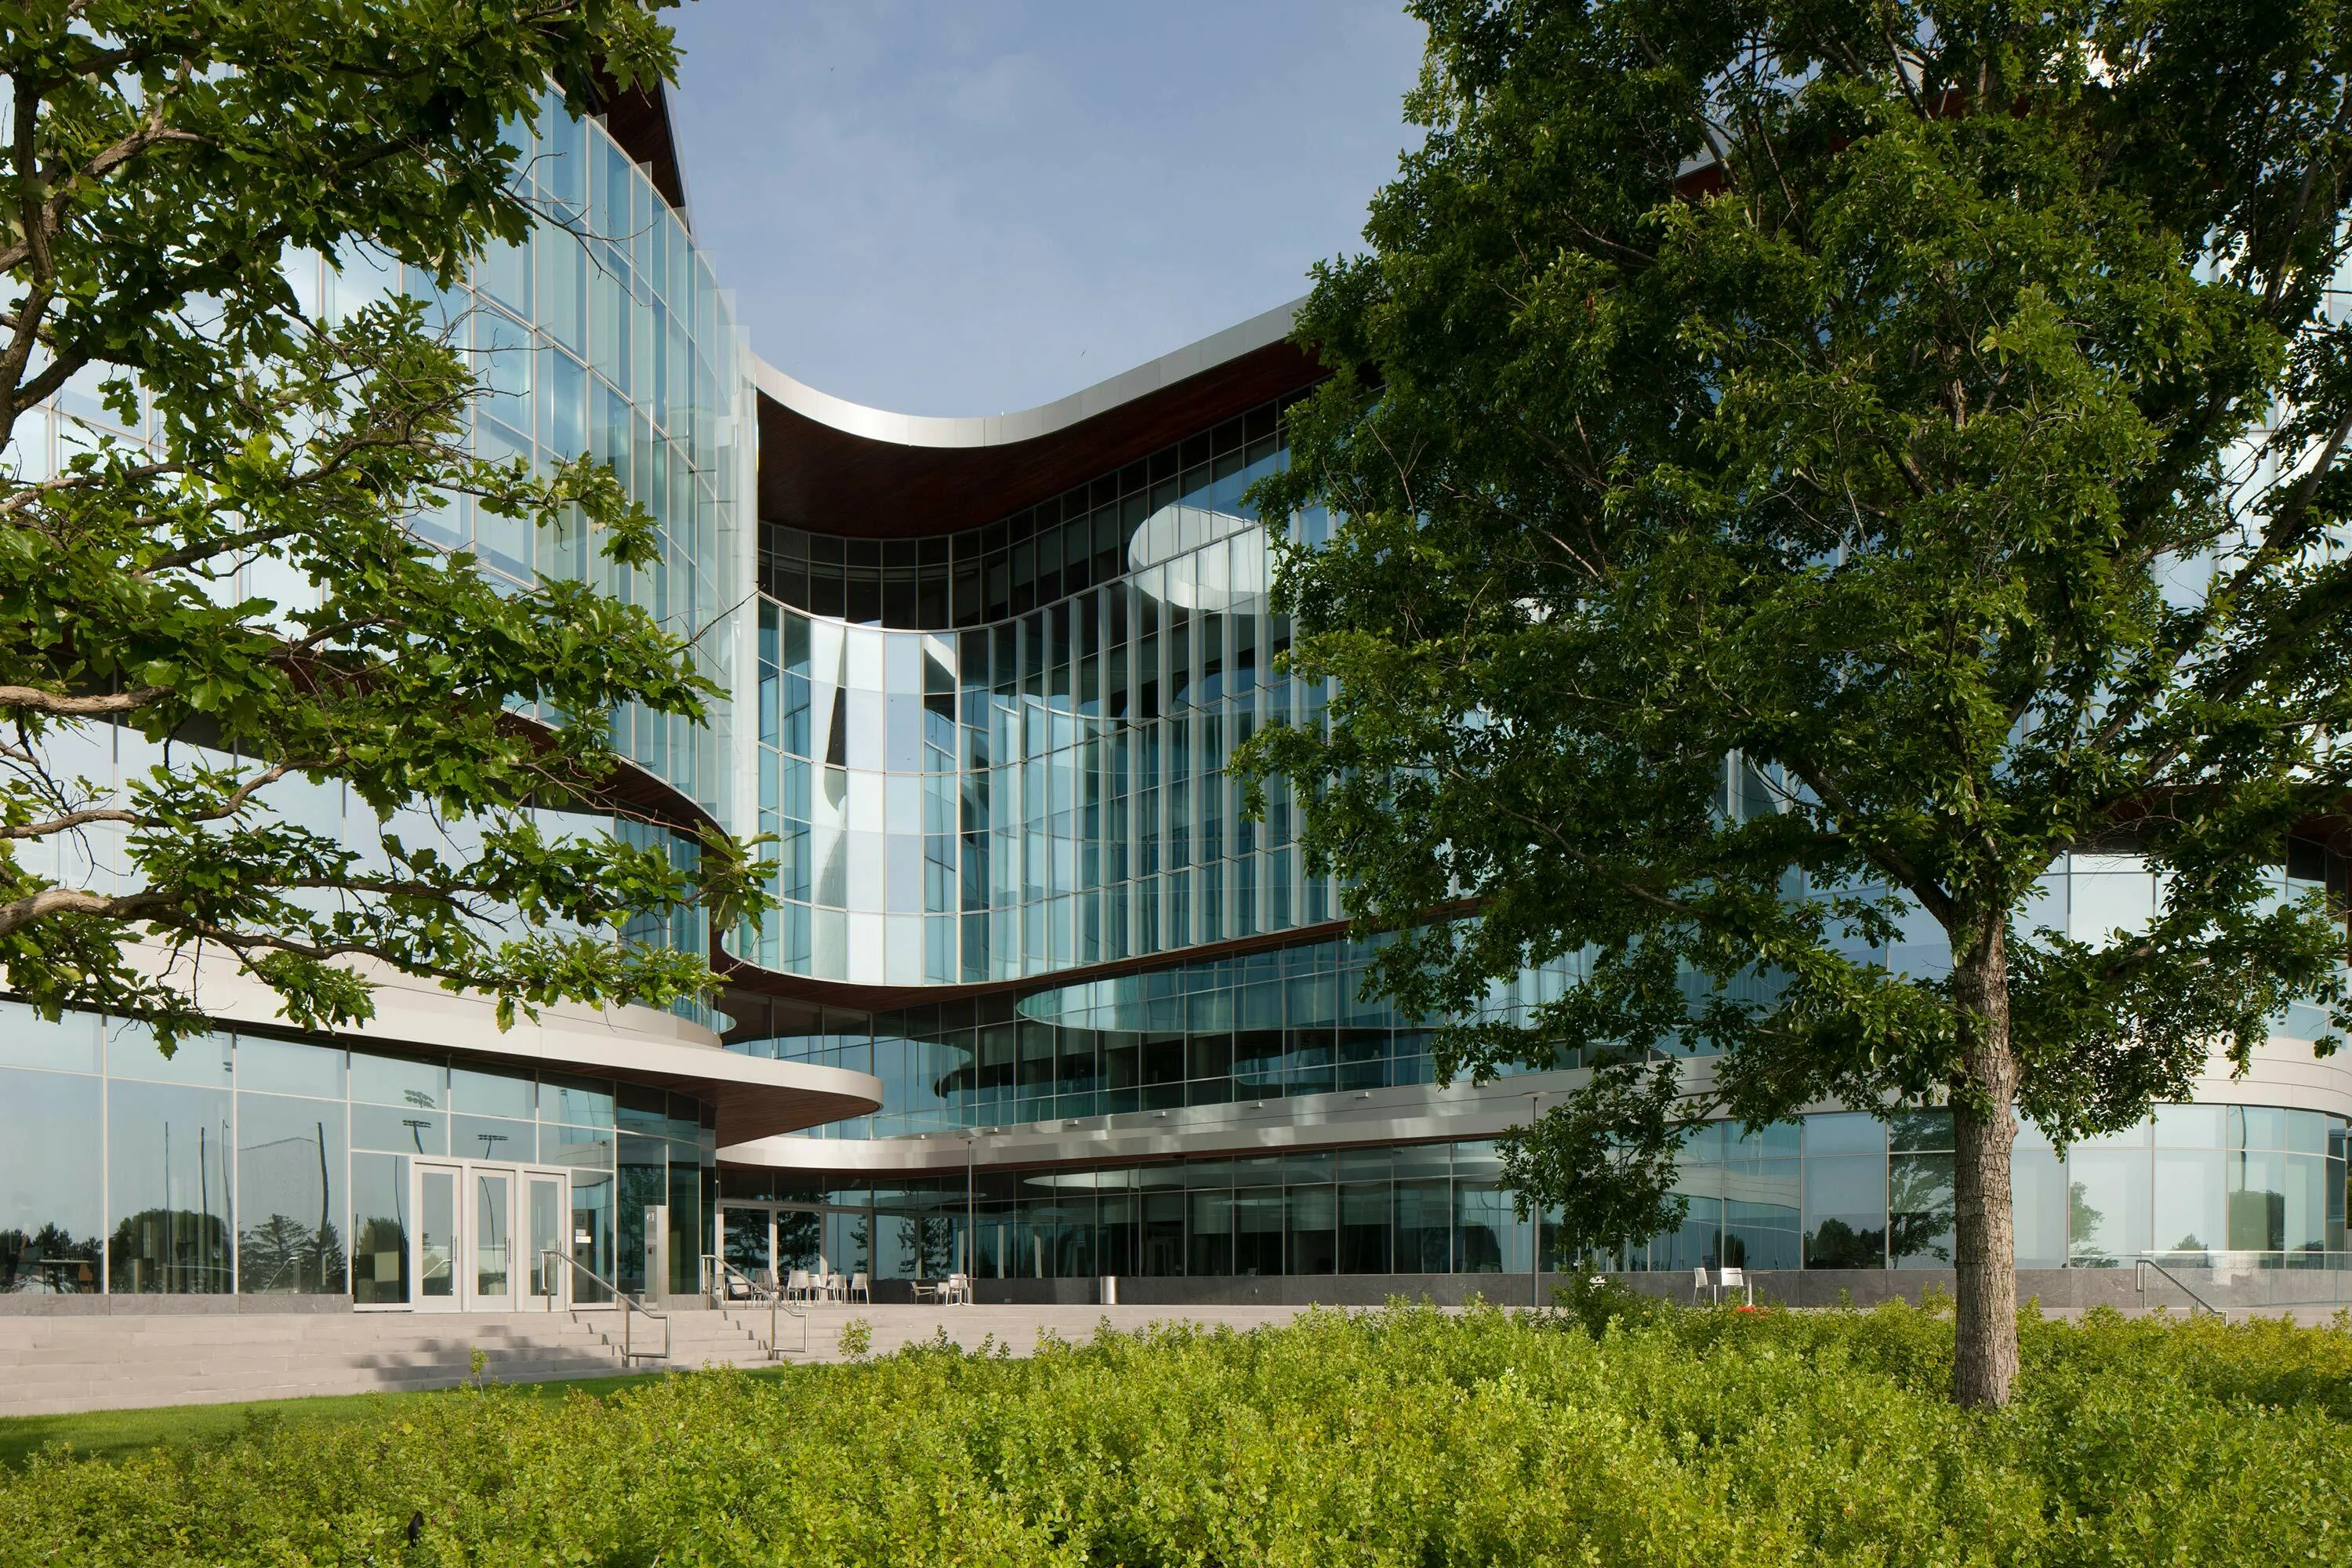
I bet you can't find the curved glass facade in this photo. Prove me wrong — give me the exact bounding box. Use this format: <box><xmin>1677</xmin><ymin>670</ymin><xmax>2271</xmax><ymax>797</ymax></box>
<box><xmin>400</xmin><ymin>89</ymin><xmax>754</xmax><ymax>818</ymax></box>
<box><xmin>717</xmin><ymin>1104</ymin><xmax>2349</xmax><ymax>1285</ymax></box>
<box><xmin>2</xmin><ymin>92</ymin><xmax>762</xmax><ymax>1308</ymax></box>
<box><xmin>0</xmin><ymin>1000</ymin><xmax>717</xmax><ymax>1301</ymax></box>
<box><xmin>733</xmin><ymin>933</ymin><xmax>1585</xmax><ymax>1139</ymax></box>
<box><xmin>18</xmin><ymin>87</ymin><xmax>750</xmax><ymax>822</ymax></box>
<box><xmin>10</xmin><ymin>86</ymin><xmax>744</xmax><ymax>1019</ymax></box>
<box><xmin>742</xmin><ymin>400</ymin><xmax>1337</xmax><ymax>983</ymax></box>
<box><xmin>724</xmin><ymin>360</ymin><xmax>2349</xmax><ymax>1290</ymax></box>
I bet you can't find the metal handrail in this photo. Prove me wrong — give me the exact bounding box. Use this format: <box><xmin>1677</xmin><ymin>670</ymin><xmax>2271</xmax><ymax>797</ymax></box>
<box><xmin>2136</xmin><ymin>1254</ymin><xmax>2227</xmax><ymax>1319</ymax></box>
<box><xmin>701</xmin><ymin>1254</ymin><xmax>808</xmax><ymax>1359</ymax></box>
<box><xmin>543</xmin><ymin>1249</ymin><xmax>670</xmax><ymax>1361</ymax></box>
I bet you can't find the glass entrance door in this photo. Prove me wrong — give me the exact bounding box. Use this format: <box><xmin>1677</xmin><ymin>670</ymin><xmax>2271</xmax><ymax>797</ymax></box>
<box><xmin>416</xmin><ymin>1163</ymin><xmax>462</xmax><ymax>1312</ymax></box>
<box><xmin>472</xmin><ymin>1169</ymin><xmax>515</xmax><ymax>1310</ymax></box>
<box><xmin>527</xmin><ymin>1173</ymin><xmax>566</xmax><ymax>1305</ymax></box>
<box><xmin>412</xmin><ymin>1160</ymin><xmax>570</xmax><ymax>1311</ymax></box>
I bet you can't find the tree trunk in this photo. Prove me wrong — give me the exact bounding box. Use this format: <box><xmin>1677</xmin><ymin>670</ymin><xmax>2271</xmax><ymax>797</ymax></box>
<box><xmin>1949</xmin><ymin>919</ymin><xmax>2020</xmax><ymax>1406</ymax></box>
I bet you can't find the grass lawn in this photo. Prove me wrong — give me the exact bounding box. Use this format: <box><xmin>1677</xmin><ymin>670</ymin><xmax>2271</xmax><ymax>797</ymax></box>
<box><xmin>0</xmin><ymin>1369</ymin><xmax>684</xmax><ymax>1470</ymax></box>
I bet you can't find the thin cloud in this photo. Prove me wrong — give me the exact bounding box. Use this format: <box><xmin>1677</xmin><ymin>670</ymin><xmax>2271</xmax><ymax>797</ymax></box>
<box><xmin>666</xmin><ymin>0</ymin><xmax>1424</xmax><ymax>416</ymax></box>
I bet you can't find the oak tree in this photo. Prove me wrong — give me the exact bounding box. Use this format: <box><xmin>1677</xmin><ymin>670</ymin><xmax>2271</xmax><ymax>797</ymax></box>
<box><xmin>1245</xmin><ymin>0</ymin><xmax>2352</xmax><ymax>1405</ymax></box>
<box><xmin>0</xmin><ymin>2</ymin><xmax>768</xmax><ymax>1050</ymax></box>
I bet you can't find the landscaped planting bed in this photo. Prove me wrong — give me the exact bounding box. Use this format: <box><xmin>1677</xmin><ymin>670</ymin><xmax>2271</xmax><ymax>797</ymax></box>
<box><xmin>3</xmin><ymin>1299</ymin><xmax>2347</xmax><ymax>1565</ymax></box>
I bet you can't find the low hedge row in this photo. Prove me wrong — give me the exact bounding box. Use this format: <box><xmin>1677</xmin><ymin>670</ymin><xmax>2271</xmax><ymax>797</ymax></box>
<box><xmin>5</xmin><ymin>1299</ymin><xmax>2347</xmax><ymax>1566</ymax></box>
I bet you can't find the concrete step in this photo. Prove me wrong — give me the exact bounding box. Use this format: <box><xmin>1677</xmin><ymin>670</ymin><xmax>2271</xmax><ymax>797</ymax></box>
<box><xmin>0</xmin><ymin>1311</ymin><xmax>629</xmax><ymax>1416</ymax></box>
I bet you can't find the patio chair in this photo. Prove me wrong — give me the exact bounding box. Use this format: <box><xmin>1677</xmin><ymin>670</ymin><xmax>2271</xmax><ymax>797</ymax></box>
<box><xmin>911</xmin><ymin>1277</ymin><xmax>944</xmax><ymax>1304</ymax></box>
<box><xmin>848</xmin><ymin>1271</ymin><xmax>870</xmax><ymax>1304</ymax></box>
<box><xmin>944</xmin><ymin>1271</ymin><xmax>971</xmax><ymax>1305</ymax></box>
<box><xmin>1693</xmin><ymin>1265</ymin><xmax>1711</xmax><ymax>1305</ymax></box>
<box><xmin>784</xmin><ymin>1268</ymin><xmax>812</xmax><ymax>1302</ymax></box>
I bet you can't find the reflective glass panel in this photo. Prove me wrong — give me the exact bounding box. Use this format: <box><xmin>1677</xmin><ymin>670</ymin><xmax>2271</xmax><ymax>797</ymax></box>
<box><xmin>235</xmin><ymin>1093</ymin><xmax>347</xmax><ymax>1294</ymax></box>
<box><xmin>476</xmin><ymin>1171</ymin><xmax>511</xmax><ymax>1298</ymax></box>
<box><xmin>0</xmin><ymin>1068</ymin><xmax>103</xmax><ymax>1293</ymax></box>
<box><xmin>350</xmin><ymin>1152</ymin><xmax>409</xmax><ymax>1305</ymax></box>
<box><xmin>452</xmin><ymin>1066</ymin><xmax>535</xmax><ymax>1120</ymax></box>
<box><xmin>350</xmin><ymin>1051</ymin><xmax>445</xmax><ymax>1110</ymax></box>
<box><xmin>107</xmin><ymin>1079</ymin><xmax>233</xmax><ymax>1294</ymax></box>
<box><xmin>2070</xmin><ymin>1148</ymin><xmax>2153</xmax><ymax>1265</ymax></box>
<box><xmin>0</xmin><ymin>1000</ymin><xmax>100</xmax><ymax>1073</ymax></box>
<box><xmin>1804</xmin><ymin>1153</ymin><xmax>1887</xmax><ymax>1269</ymax></box>
<box><xmin>1889</xmin><ymin>1152</ymin><xmax>1954</xmax><ymax>1269</ymax></box>
<box><xmin>452</xmin><ymin>1114</ymin><xmax>536</xmax><ymax>1164</ymax></box>
<box><xmin>2153</xmin><ymin>1149</ymin><xmax>2226</xmax><ymax>1256</ymax></box>
<box><xmin>419</xmin><ymin>1167</ymin><xmax>456</xmax><ymax>1298</ymax></box>
<box><xmin>541</xmin><ymin>1075</ymin><xmax>617</xmax><ymax>1128</ymax></box>
<box><xmin>107</xmin><ymin>1024</ymin><xmax>232</xmax><ymax>1087</ymax></box>
<box><xmin>2013</xmin><ymin>1147</ymin><xmax>2067</xmax><ymax>1268</ymax></box>
<box><xmin>234</xmin><ymin>1036</ymin><xmax>344</xmax><ymax>1099</ymax></box>
<box><xmin>353</xmin><ymin>1102</ymin><xmax>447</xmax><ymax>1155</ymax></box>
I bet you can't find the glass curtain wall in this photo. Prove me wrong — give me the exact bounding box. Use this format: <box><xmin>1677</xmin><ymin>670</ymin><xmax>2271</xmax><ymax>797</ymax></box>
<box><xmin>8</xmin><ymin>88</ymin><xmax>749</xmax><ymax>1033</ymax></box>
<box><xmin>719</xmin><ymin>1105</ymin><xmax>2351</xmax><ymax>1283</ymax></box>
<box><xmin>746</xmin><ymin>401</ymin><xmax>1335</xmax><ymax>986</ymax></box>
<box><xmin>727</xmin><ymin>837</ymin><xmax>2346</xmax><ymax>1145</ymax></box>
<box><xmin>0</xmin><ymin>999</ymin><xmax>713</xmax><ymax>1299</ymax></box>
<box><xmin>367</xmin><ymin>86</ymin><xmax>751</xmax><ymax>821</ymax></box>
<box><xmin>728</xmin><ymin>932</ymin><xmax>1573</xmax><ymax>1139</ymax></box>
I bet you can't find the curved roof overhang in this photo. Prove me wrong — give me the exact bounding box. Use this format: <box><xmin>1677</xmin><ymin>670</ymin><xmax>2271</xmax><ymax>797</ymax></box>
<box><xmin>713</xmin><ymin>919</ymin><xmax>1352</xmax><ymax>1028</ymax></box>
<box><xmin>590</xmin><ymin>68</ymin><xmax>692</xmax><ymax>228</ymax></box>
<box><xmin>129</xmin><ymin>942</ymin><xmax>881</xmax><ymax>1144</ymax></box>
<box><xmin>753</xmin><ymin>299</ymin><xmax>1323</xmax><ymax>537</ymax></box>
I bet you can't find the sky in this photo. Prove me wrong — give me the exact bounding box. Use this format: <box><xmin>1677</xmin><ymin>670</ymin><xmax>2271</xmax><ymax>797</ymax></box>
<box><xmin>663</xmin><ymin>1</ymin><xmax>1426</xmax><ymax>417</ymax></box>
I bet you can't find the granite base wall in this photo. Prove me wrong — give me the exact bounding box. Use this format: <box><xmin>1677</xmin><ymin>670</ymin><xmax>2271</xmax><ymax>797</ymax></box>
<box><xmin>0</xmin><ymin>1293</ymin><xmax>355</xmax><ymax>1317</ymax></box>
<box><xmin>6</xmin><ymin>1268</ymin><xmax>2333</xmax><ymax>1314</ymax></box>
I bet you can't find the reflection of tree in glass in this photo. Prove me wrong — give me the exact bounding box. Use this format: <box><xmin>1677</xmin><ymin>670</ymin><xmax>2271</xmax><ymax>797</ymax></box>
<box><xmin>352</xmin><ymin>1215</ymin><xmax>408</xmax><ymax>1303</ymax></box>
<box><xmin>1889</xmin><ymin>1154</ymin><xmax>1955</xmax><ymax>1264</ymax></box>
<box><xmin>2067</xmin><ymin>1182</ymin><xmax>2111</xmax><ymax>1265</ymax></box>
<box><xmin>895</xmin><ymin>1214</ymin><xmax>958</xmax><ymax>1279</ymax></box>
<box><xmin>238</xmin><ymin>1213</ymin><xmax>348</xmax><ymax>1293</ymax></box>
<box><xmin>1805</xmin><ymin>1218</ymin><xmax>1887</xmax><ymax>1269</ymax></box>
<box><xmin>775</xmin><ymin>1210</ymin><xmax>822</xmax><ymax>1272</ymax></box>
<box><xmin>1</xmin><ymin>1223</ymin><xmax>101</xmax><ymax>1292</ymax></box>
<box><xmin>107</xmin><ymin>1208</ymin><xmax>231</xmax><ymax>1293</ymax></box>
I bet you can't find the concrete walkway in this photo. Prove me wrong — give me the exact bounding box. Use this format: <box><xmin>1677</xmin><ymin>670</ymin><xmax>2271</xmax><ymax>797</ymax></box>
<box><xmin>6</xmin><ymin>1296</ymin><xmax>2341</xmax><ymax>1419</ymax></box>
<box><xmin>0</xmin><ymin>1302</ymin><xmax>1325</xmax><ymax>1417</ymax></box>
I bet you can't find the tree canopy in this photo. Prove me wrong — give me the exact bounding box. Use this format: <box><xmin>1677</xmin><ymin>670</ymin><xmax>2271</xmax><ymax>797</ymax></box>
<box><xmin>0</xmin><ymin>1</ymin><xmax>768</xmax><ymax>1050</ymax></box>
<box><xmin>1243</xmin><ymin>0</ymin><xmax>2352</xmax><ymax>1404</ymax></box>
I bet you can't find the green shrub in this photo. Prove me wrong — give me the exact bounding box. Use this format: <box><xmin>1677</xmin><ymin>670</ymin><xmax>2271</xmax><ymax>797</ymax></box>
<box><xmin>837</xmin><ymin>1317</ymin><xmax>873</xmax><ymax>1359</ymax></box>
<box><xmin>2</xmin><ymin>1302</ymin><xmax>2346</xmax><ymax>1566</ymax></box>
<box><xmin>1547</xmin><ymin>1270</ymin><xmax>1668</xmax><ymax>1338</ymax></box>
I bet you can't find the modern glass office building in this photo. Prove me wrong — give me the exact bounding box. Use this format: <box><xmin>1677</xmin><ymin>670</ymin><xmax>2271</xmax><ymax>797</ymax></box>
<box><xmin>0</xmin><ymin>83</ymin><xmax>880</xmax><ymax>1313</ymax></box>
<box><xmin>4</xmin><ymin>78</ymin><xmax>2347</xmax><ymax>1317</ymax></box>
<box><xmin>719</xmin><ymin>299</ymin><xmax>2352</xmax><ymax>1305</ymax></box>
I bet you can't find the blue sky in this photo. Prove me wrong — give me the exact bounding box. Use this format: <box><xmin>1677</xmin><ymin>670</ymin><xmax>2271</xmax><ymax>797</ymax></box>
<box><xmin>664</xmin><ymin>2</ymin><xmax>1425</xmax><ymax>416</ymax></box>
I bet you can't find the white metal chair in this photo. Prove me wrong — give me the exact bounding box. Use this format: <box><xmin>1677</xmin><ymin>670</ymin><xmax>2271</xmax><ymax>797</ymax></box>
<box><xmin>783</xmin><ymin>1268</ymin><xmax>813</xmax><ymax>1302</ymax></box>
<box><xmin>847</xmin><ymin>1271</ymin><xmax>870</xmax><ymax>1304</ymax></box>
<box><xmin>1693</xmin><ymin>1265</ymin><xmax>1711</xmax><ymax>1305</ymax></box>
<box><xmin>944</xmin><ymin>1271</ymin><xmax>971</xmax><ymax>1305</ymax></box>
<box><xmin>1719</xmin><ymin>1265</ymin><xmax>1751</xmax><ymax>1305</ymax></box>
